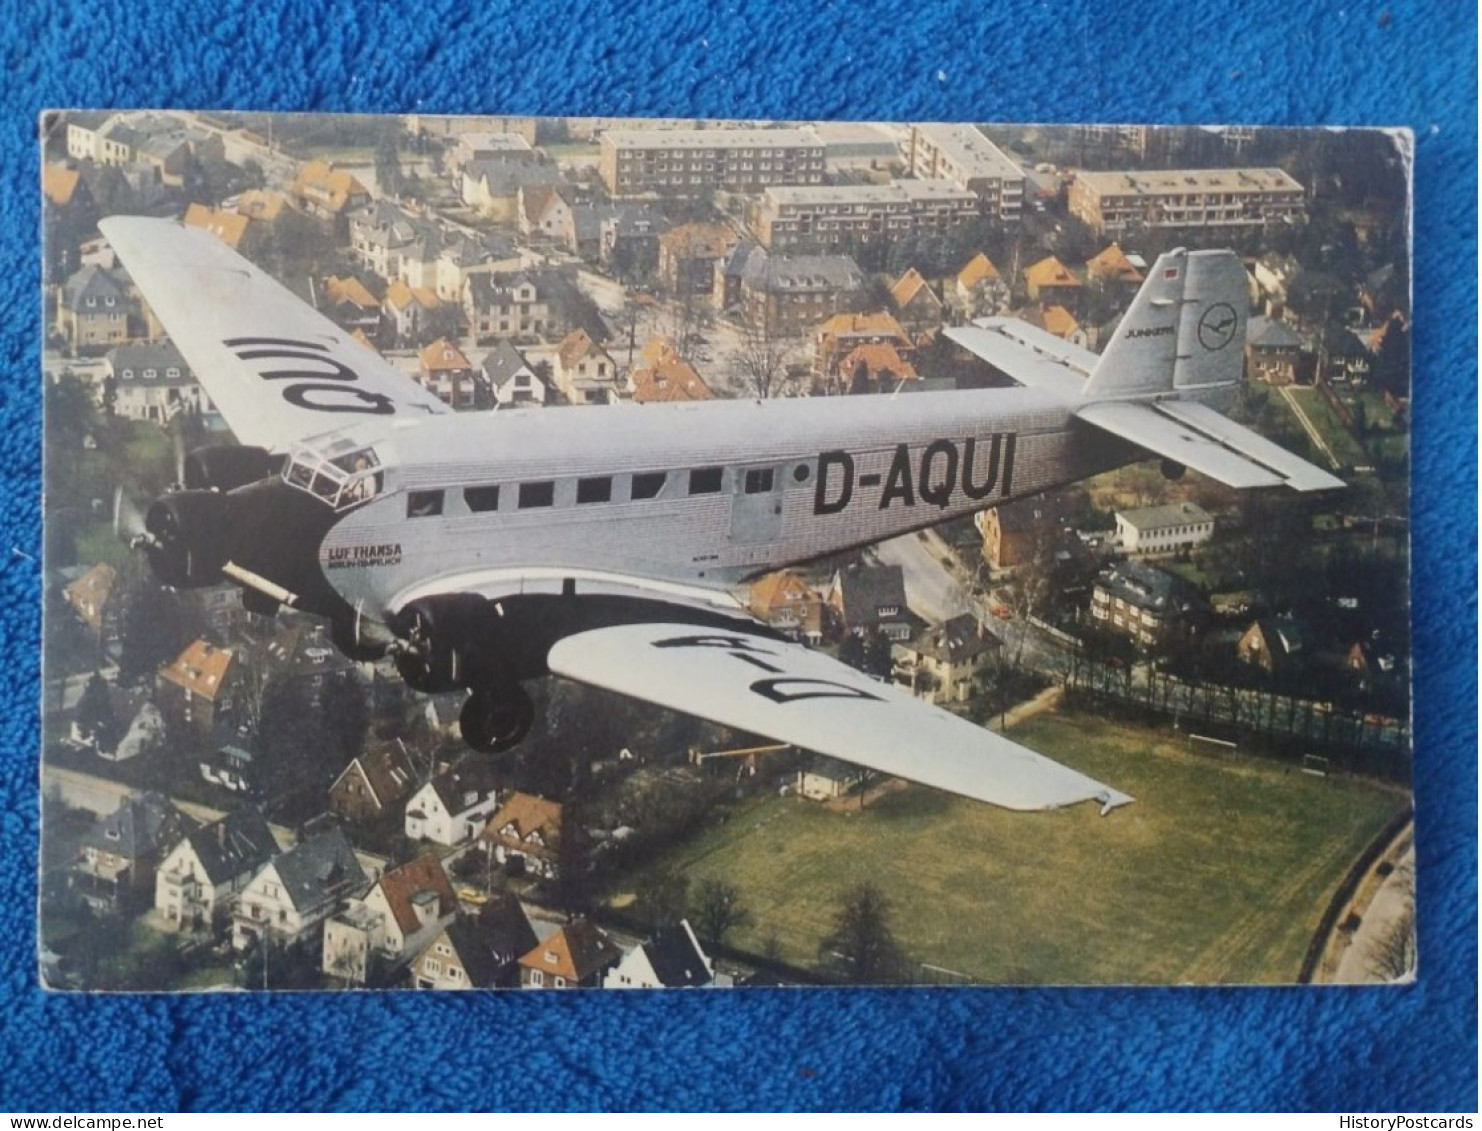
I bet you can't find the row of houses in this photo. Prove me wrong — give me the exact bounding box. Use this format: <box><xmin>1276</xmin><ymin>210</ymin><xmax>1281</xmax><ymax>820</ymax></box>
<box><xmin>72</xmin><ymin>786</ymin><xmax>726</xmax><ymax>991</ymax></box>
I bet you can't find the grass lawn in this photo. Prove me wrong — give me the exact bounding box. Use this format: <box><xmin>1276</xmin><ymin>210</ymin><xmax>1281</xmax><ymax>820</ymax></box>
<box><xmin>1286</xmin><ymin>387</ymin><xmax>1369</xmax><ymax>469</ymax></box>
<box><xmin>611</xmin><ymin>710</ymin><xmax>1405</xmax><ymax>984</ymax></box>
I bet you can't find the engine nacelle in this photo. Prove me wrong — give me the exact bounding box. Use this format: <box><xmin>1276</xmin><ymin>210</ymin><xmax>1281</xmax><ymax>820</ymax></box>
<box><xmin>183</xmin><ymin>445</ymin><xmax>278</xmax><ymax>493</ymax></box>
<box><xmin>390</xmin><ymin>594</ymin><xmax>500</xmax><ymax>693</ymax></box>
<box><xmin>143</xmin><ymin>490</ymin><xmax>233</xmax><ymax>588</ymax></box>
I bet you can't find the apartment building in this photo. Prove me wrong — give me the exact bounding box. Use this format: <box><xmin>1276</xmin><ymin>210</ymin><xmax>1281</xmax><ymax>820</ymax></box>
<box><xmin>599</xmin><ymin>126</ymin><xmax>826</xmax><ymax>196</ymax></box>
<box><xmin>906</xmin><ymin>123</ymin><xmax>1025</xmax><ymax>221</ymax></box>
<box><xmin>752</xmin><ymin>179</ymin><xmax>978</xmax><ymax>250</ymax></box>
<box><xmin>1068</xmin><ymin>167</ymin><xmax>1306</xmax><ymax>235</ymax></box>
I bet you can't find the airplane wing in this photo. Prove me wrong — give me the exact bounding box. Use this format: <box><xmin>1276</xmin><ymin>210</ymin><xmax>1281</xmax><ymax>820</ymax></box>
<box><xmin>1075</xmin><ymin>400</ymin><xmax>1345</xmax><ymax>492</ymax></box>
<box><xmin>944</xmin><ymin>320</ymin><xmax>1094</xmax><ymax>399</ymax></box>
<box><xmin>100</xmin><ymin>216</ymin><xmax>451</xmax><ymax>451</ymax></box>
<box><xmin>546</xmin><ymin>622</ymin><xmax>1132</xmax><ymax>814</ymax></box>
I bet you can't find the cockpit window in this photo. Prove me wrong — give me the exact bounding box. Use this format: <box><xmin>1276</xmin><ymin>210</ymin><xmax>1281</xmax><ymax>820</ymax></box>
<box><xmin>283</xmin><ymin>441</ymin><xmax>381</xmax><ymax>510</ymax></box>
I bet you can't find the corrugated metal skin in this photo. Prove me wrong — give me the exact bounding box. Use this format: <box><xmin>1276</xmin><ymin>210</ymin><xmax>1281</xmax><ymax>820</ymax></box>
<box><xmin>316</xmin><ymin>390</ymin><xmax>1132</xmax><ymax>611</ymax></box>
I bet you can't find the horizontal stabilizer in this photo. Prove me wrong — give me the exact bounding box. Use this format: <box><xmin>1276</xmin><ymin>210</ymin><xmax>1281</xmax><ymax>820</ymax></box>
<box><xmin>946</xmin><ymin>321</ymin><xmax>1095</xmax><ymax>400</ymax></box>
<box><xmin>548</xmin><ymin>621</ymin><xmax>1131</xmax><ymax>814</ymax></box>
<box><xmin>1154</xmin><ymin>400</ymin><xmax>1346</xmax><ymax>491</ymax></box>
<box><xmin>1076</xmin><ymin>400</ymin><xmax>1343</xmax><ymax>492</ymax></box>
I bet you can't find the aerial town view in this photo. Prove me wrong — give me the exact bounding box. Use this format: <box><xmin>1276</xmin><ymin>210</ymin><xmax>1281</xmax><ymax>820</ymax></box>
<box><xmin>40</xmin><ymin>111</ymin><xmax>1413</xmax><ymax>991</ymax></box>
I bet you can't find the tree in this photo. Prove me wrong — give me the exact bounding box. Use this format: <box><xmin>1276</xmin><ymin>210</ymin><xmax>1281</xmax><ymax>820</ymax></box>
<box><xmin>74</xmin><ymin>672</ymin><xmax>120</xmax><ymax>753</ymax></box>
<box><xmin>116</xmin><ymin>578</ymin><xmax>192</xmax><ymax>686</ymax></box>
<box><xmin>636</xmin><ymin>867</ymin><xmax>690</xmax><ymax>930</ymax></box>
<box><xmin>692</xmin><ymin>877</ymin><xmax>751</xmax><ymax>945</ymax></box>
<box><xmin>819</xmin><ymin>882</ymin><xmax>907</xmax><ymax>984</ymax></box>
<box><xmin>319</xmin><ymin>671</ymin><xmax>369</xmax><ymax>763</ymax></box>
<box><xmin>862</xmin><ymin>628</ymin><xmax>895</xmax><ymax>680</ymax></box>
<box><xmin>734</xmin><ymin>290</ymin><xmax>791</xmax><ymax>399</ymax></box>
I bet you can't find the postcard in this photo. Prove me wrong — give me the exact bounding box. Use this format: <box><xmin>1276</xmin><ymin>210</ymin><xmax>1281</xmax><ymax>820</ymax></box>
<box><xmin>39</xmin><ymin>111</ymin><xmax>1412</xmax><ymax>990</ymax></box>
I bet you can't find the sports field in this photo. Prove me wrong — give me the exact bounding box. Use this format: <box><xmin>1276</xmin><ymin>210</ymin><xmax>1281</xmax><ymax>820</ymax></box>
<box><xmin>612</xmin><ymin>711</ymin><xmax>1407</xmax><ymax>984</ymax></box>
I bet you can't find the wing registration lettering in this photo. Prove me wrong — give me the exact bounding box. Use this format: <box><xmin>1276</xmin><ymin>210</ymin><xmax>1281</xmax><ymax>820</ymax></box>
<box><xmin>651</xmin><ymin>632</ymin><xmax>884</xmax><ymax>702</ymax></box>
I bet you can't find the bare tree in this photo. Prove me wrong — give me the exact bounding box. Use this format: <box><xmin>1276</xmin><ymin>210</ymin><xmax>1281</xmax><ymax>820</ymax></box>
<box><xmin>692</xmin><ymin>877</ymin><xmax>751</xmax><ymax>945</ymax></box>
<box><xmin>734</xmin><ymin>307</ymin><xmax>790</xmax><ymax>399</ymax></box>
<box><xmin>819</xmin><ymin>882</ymin><xmax>908</xmax><ymax>984</ymax></box>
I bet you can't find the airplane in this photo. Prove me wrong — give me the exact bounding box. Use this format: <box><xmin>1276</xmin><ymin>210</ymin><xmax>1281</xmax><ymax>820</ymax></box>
<box><xmin>96</xmin><ymin>215</ymin><xmax>1342</xmax><ymax>818</ymax></box>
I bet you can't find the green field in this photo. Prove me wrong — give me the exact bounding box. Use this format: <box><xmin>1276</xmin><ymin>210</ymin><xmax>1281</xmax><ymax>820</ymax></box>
<box><xmin>1285</xmin><ymin>386</ymin><xmax>1369</xmax><ymax>469</ymax></box>
<box><xmin>611</xmin><ymin>711</ymin><xmax>1406</xmax><ymax>984</ymax></box>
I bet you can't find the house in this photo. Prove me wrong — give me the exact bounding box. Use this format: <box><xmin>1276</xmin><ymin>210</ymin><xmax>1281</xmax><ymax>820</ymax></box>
<box><xmin>1089</xmin><ymin>559</ymin><xmax>1203</xmax><ymax>649</ymax></box>
<box><xmin>480</xmin><ymin>792</ymin><xmax>563</xmax><ymax>880</ymax></box>
<box><xmin>417</xmin><ymin>338</ymin><xmax>480</xmax><ymax>409</ymax></box>
<box><xmin>481</xmin><ymin>340</ymin><xmax>547</xmax><ymax>408</ymax></box>
<box><xmin>561</xmin><ymin>202</ymin><xmax>626</xmax><ymax>260</ymax></box>
<box><xmin>740</xmin><ymin>250</ymin><xmax>868</xmax><ymax>335</ymax></box>
<box><xmin>1018</xmin><ymin>303</ymin><xmax>1086</xmax><ymax>347</ymax></box>
<box><xmin>839</xmin><ymin>343</ymin><xmax>918</xmax><ymax>393</ymax></box>
<box><xmin>1084</xmin><ymin>243</ymin><xmax>1145</xmax><ymax>294</ymax></box>
<box><xmin>232</xmin><ymin>828</ymin><xmax>367</xmax><ymax>951</ymax></box>
<box><xmin>235</xmin><ymin>189</ymin><xmax>291</xmax><ymax>226</ymax></box>
<box><xmin>407</xmin><ymin>892</ymin><xmax>538</xmax><ymax>990</ymax></box>
<box><xmin>629</xmin><ymin>338</ymin><xmax>715</xmax><ymax>404</ymax></box>
<box><xmin>155</xmin><ymin>639</ymin><xmax>236</xmax><ymax>737</ymax></box>
<box><xmin>518</xmin><ymin>184</ymin><xmax>572</xmax><ymax>242</ymax></box>
<box><xmin>1246</xmin><ymin>316</ymin><xmax>1304</xmax><ymax>385</ymax></box>
<box><xmin>954</xmin><ymin>252</ymin><xmax>1006</xmax><ymax>319</ymax></box>
<box><xmin>797</xmin><ymin>756</ymin><xmax>867</xmax><ymax>801</ymax></box>
<box><xmin>322</xmin><ymin>853</ymin><xmax>457</xmax><ymax>985</ymax></box>
<box><xmin>198</xmin><ymin>727</ymin><xmax>258</xmax><ymax>795</ymax></box>
<box><xmin>103</xmin><ymin>341</ymin><xmax>208</xmax><ymax>424</ymax></box>
<box><xmin>328</xmin><ymin>739</ymin><xmax>419</xmax><ymax>823</ymax></box>
<box><xmin>57</xmin><ymin>264</ymin><xmax>132</xmax><ymax>353</ymax></box>
<box><xmin>73</xmin><ymin>792</ymin><xmax>194</xmax><ymax>912</ymax></box>
<box><xmin>1321</xmin><ymin>326</ymin><xmax>1373</xmax><ymax>385</ymax></box>
<box><xmin>318</xmin><ymin>275</ymin><xmax>382</xmax><ymax>337</ymax></box>
<box><xmin>446</xmin><ymin>131</ymin><xmax>537</xmax><ymax>179</ymax></box>
<box><xmin>746</xmin><ymin>570</ymin><xmax>827</xmax><ymax>644</ymax></box>
<box><xmin>154</xmin><ymin>808</ymin><xmax>279</xmax><ymax>933</ymax></box>
<box><xmin>435</xmin><ymin>233</ymin><xmax>521</xmax><ymax>303</ymax></box>
<box><xmin>462</xmin><ymin>271</ymin><xmax>550</xmax><ymax>344</ymax></box>
<box><xmin>518</xmin><ymin>919</ymin><xmax>622</xmax><ymax>989</ymax></box>
<box><xmin>604</xmin><ymin>921</ymin><xmax>716</xmax><ymax>989</ymax></box>
<box><xmin>553</xmin><ymin>328</ymin><xmax>621</xmax><ymax>404</ymax></box>
<box><xmin>382</xmin><ymin>280</ymin><xmax>445</xmax><ymax>346</ymax></box>
<box><xmin>290</xmin><ymin>160</ymin><xmax>371</xmax><ymax>226</ymax></box>
<box><xmin>657</xmin><ymin>222</ymin><xmax>737</xmax><ymax>296</ymax></box>
<box><xmin>460</xmin><ymin>157</ymin><xmax>565</xmax><ymax>222</ymax></box>
<box><xmin>893</xmin><ymin>614</ymin><xmax>1002</xmax><ymax>703</ymax></box>
<box><xmin>62</xmin><ymin>561</ymin><xmax>118</xmax><ymax>644</ymax></box>
<box><xmin>1022</xmin><ymin>255</ymin><xmax>1082</xmax><ymax>307</ymax></box>
<box><xmin>889</xmin><ymin>268</ymin><xmax>944</xmax><ymax>337</ymax></box>
<box><xmin>828</xmin><ymin>563</ymin><xmax>912</xmax><ymax>641</ymax></box>
<box><xmin>600</xmin><ymin>207</ymin><xmax>667</xmax><ymax>279</ymax></box>
<box><xmin>814</xmin><ymin>311</ymin><xmax>913</xmax><ymax>379</ymax></box>
<box><xmin>1115</xmin><ymin>502</ymin><xmax>1214</xmax><ymax>555</ymax></box>
<box><xmin>405</xmin><ymin>761</ymin><xmax>500</xmax><ymax>846</ymax></box>
<box><xmin>182</xmin><ymin>203</ymin><xmax>253</xmax><ymax>253</ymax></box>
<box><xmin>1237</xmin><ymin>616</ymin><xmax>1307</xmax><ymax>674</ymax></box>
<box><xmin>976</xmin><ymin>499</ymin><xmax>1066</xmax><ymax>573</ymax></box>
<box><xmin>349</xmin><ymin>200</ymin><xmax>440</xmax><ymax>280</ymax></box>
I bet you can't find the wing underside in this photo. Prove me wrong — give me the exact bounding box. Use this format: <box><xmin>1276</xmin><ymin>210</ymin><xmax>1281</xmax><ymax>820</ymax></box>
<box><xmin>100</xmin><ymin>216</ymin><xmax>451</xmax><ymax>451</ymax></box>
<box><xmin>1076</xmin><ymin>399</ymin><xmax>1345</xmax><ymax>492</ymax></box>
<box><xmin>547</xmin><ymin>621</ymin><xmax>1131</xmax><ymax>814</ymax></box>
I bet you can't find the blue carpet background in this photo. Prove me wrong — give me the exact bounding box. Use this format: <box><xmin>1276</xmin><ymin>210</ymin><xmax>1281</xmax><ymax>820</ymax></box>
<box><xmin>0</xmin><ymin>0</ymin><xmax>1474</xmax><ymax>1112</ymax></box>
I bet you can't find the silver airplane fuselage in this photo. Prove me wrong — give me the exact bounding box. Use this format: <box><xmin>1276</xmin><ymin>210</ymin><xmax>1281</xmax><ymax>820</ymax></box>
<box><xmin>306</xmin><ymin>386</ymin><xmax>1136</xmax><ymax>620</ymax></box>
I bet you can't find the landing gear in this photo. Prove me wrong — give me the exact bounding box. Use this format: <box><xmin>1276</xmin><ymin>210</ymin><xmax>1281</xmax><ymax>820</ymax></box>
<box><xmin>1160</xmin><ymin>458</ymin><xmax>1186</xmax><ymax>481</ymax></box>
<box><xmin>460</xmin><ymin>684</ymin><xmax>534</xmax><ymax>753</ymax></box>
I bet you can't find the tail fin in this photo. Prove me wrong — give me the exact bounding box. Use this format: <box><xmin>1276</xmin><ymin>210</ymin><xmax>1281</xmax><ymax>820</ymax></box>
<box><xmin>1083</xmin><ymin>249</ymin><xmax>1248</xmax><ymax>400</ymax></box>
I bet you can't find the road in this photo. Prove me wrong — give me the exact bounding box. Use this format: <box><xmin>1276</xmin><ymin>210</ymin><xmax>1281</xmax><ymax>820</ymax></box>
<box><xmin>871</xmin><ymin>529</ymin><xmax>971</xmax><ymax>624</ymax></box>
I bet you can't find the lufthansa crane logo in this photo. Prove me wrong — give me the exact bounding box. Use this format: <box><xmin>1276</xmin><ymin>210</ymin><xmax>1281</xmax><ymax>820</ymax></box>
<box><xmin>1197</xmin><ymin>303</ymin><xmax>1238</xmax><ymax>351</ymax></box>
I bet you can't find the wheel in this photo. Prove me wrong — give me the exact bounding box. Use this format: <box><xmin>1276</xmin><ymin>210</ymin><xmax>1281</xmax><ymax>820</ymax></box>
<box><xmin>460</xmin><ymin>685</ymin><xmax>534</xmax><ymax>753</ymax></box>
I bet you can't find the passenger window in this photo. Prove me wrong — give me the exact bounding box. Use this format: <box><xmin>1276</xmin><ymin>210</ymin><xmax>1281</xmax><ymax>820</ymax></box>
<box><xmin>689</xmin><ymin>467</ymin><xmax>724</xmax><ymax>495</ymax></box>
<box><xmin>464</xmin><ymin>486</ymin><xmax>500</xmax><ymax>512</ymax></box>
<box><xmin>744</xmin><ymin>468</ymin><xmax>774</xmax><ymax>494</ymax></box>
<box><xmin>631</xmin><ymin>472</ymin><xmax>666</xmax><ymax>500</ymax></box>
<box><xmin>407</xmin><ymin>491</ymin><xmax>444</xmax><ymax>518</ymax></box>
<box><xmin>576</xmin><ymin>477</ymin><xmax>612</xmax><ymax>504</ymax></box>
<box><xmin>519</xmin><ymin>481</ymin><xmax>555</xmax><ymax>509</ymax></box>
